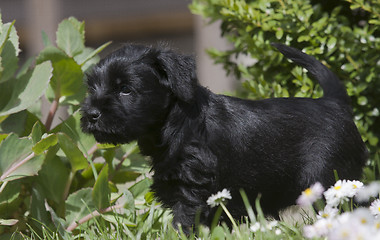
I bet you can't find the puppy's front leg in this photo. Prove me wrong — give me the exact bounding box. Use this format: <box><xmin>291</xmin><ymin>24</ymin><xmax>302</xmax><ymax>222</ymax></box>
<box><xmin>172</xmin><ymin>201</ymin><xmax>201</xmax><ymax>234</ymax></box>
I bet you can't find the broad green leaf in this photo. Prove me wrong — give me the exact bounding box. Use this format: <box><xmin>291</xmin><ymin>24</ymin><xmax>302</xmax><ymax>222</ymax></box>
<box><xmin>0</xmin><ymin>21</ymin><xmax>18</xmax><ymax>55</ymax></box>
<box><xmin>30</xmin><ymin>121</ymin><xmax>44</xmax><ymax>144</ymax></box>
<box><xmin>0</xmin><ymin>111</ymin><xmax>41</xmax><ymax>137</ymax></box>
<box><xmin>56</xmin><ymin>19</ymin><xmax>85</xmax><ymax>57</ymax></box>
<box><xmin>0</xmin><ymin>181</ymin><xmax>20</xmax><ymax>207</ymax></box>
<box><xmin>65</xmin><ymin>188</ymin><xmax>96</xmax><ymax>228</ymax></box>
<box><xmin>16</xmin><ymin>57</ymin><xmax>34</xmax><ymax>79</ymax></box>
<box><xmin>0</xmin><ymin>61</ymin><xmax>53</xmax><ymax>116</ymax></box>
<box><xmin>0</xmin><ymin>134</ymin><xmax>44</xmax><ymax>181</ymax></box>
<box><xmin>92</xmin><ymin>164</ymin><xmax>110</xmax><ymax>210</ymax></box>
<box><xmin>53</xmin><ymin>111</ymin><xmax>96</xmax><ymax>154</ymax></box>
<box><xmin>36</xmin><ymin>45</ymin><xmax>68</xmax><ymax>64</ymax></box>
<box><xmin>211</xmin><ymin>226</ymin><xmax>225</xmax><ymax>240</ymax></box>
<box><xmin>0</xmin><ymin>21</ymin><xmax>19</xmax><ymax>83</ymax></box>
<box><xmin>45</xmin><ymin>200</ymin><xmax>68</xmax><ymax>237</ymax></box>
<box><xmin>57</xmin><ymin>132</ymin><xmax>87</xmax><ymax>171</ymax></box>
<box><xmin>357</xmin><ymin>96</ymin><xmax>368</xmax><ymax>106</ymax></box>
<box><xmin>50</xmin><ymin>58</ymin><xmax>84</xmax><ymax>97</ymax></box>
<box><xmin>0</xmin><ymin>41</ymin><xmax>18</xmax><ymax>83</ymax></box>
<box><xmin>41</xmin><ymin>31</ymin><xmax>52</xmax><ymax>47</ymax></box>
<box><xmin>81</xmin><ymin>163</ymin><xmax>104</xmax><ymax>179</ymax></box>
<box><xmin>122</xmin><ymin>190</ymin><xmax>135</xmax><ymax>213</ymax></box>
<box><xmin>32</xmin><ymin>133</ymin><xmax>58</xmax><ymax>155</ymax></box>
<box><xmin>74</xmin><ymin>42</ymin><xmax>111</xmax><ymax>66</ymax></box>
<box><xmin>30</xmin><ymin>184</ymin><xmax>50</xmax><ymax>231</ymax></box>
<box><xmin>129</xmin><ymin>178</ymin><xmax>153</xmax><ymax>199</ymax></box>
<box><xmin>68</xmin><ymin>17</ymin><xmax>85</xmax><ymax>42</ymax></box>
<box><xmin>36</xmin><ymin>147</ymin><xmax>69</xmax><ymax>205</ymax></box>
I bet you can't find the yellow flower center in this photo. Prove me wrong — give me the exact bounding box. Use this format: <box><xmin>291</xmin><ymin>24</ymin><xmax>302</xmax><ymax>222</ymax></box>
<box><xmin>304</xmin><ymin>188</ymin><xmax>312</xmax><ymax>196</ymax></box>
<box><xmin>378</xmin><ymin>207</ymin><xmax>380</xmax><ymax>212</ymax></box>
<box><xmin>334</xmin><ymin>185</ymin><xmax>341</xmax><ymax>190</ymax></box>
<box><xmin>361</xmin><ymin>218</ymin><xmax>367</xmax><ymax>224</ymax></box>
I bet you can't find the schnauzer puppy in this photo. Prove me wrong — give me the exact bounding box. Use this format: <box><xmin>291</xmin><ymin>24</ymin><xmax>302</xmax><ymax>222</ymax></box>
<box><xmin>81</xmin><ymin>43</ymin><xmax>367</xmax><ymax>231</ymax></box>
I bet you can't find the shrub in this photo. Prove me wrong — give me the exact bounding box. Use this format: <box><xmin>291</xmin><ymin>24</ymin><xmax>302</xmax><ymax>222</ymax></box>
<box><xmin>189</xmin><ymin>0</ymin><xmax>380</xmax><ymax>180</ymax></box>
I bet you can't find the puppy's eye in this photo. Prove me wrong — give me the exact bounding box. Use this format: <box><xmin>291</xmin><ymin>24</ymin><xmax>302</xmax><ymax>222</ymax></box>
<box><xmin>120</xmin><ymin>86</ymin><xmax>132</xmax><ymax>96</ymax></box>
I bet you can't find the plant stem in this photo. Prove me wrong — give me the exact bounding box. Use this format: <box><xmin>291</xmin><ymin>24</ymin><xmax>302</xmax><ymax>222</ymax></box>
<box><xmin>66</xmin><ymin>203</ymin><xmax>124</xmax><ymax>232</ymax></box>
<box><xmin>220</xmin><ymin>202</ymin><xmax>240</xmax><ymax>236</ymax></box>
<box><xmin>45</xmin><ymin>96</ymin><xmax>60</xmax><ymax>132</ymax></box>
<box><xmin>62</xmin><ymin>171</ymin><xmax>75</xmax><ymax>202</ymax></box>
<box><xmin>86</xmin><ymin>143</ymin><xmax>98</xmax><ymax>158</ymax></box>
<box><xmin>0</xmin><ymin>152</ymin><xmax>35</xmax><ymax>181</ymax></box>
<box><xmin>0</xmin><ymin>181</ymin><xmax>8</xmax><ymax>194</ymax></box>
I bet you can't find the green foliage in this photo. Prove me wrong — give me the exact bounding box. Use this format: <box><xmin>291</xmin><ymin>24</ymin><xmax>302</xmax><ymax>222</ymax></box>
<box><xmin>0</xmin><ymin>15</ymin><xmax>164</xmax><ymax>238</ymax></box>
<box><xmin>190</xmin><ymin>0</ymin><xmax>380</xmax><ymax>177</ymax></box>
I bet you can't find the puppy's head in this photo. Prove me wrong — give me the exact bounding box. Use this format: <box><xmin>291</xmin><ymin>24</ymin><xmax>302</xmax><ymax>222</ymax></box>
<box><xmin>81</xmin><ymin>44</ymin><xmax>197</xmax><ymax>144</ymax></box>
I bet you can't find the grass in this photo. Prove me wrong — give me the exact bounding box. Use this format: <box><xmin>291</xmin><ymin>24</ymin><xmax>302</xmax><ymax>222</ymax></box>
<box><xmin>5</xmin><ymin>193</ymin><xmax>312</xmax><ymax>240</ymax></box>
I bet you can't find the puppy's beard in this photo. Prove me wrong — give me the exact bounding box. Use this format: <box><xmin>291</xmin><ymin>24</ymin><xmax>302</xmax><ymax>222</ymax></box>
<box><xmin>81</xmin><ymin>117</ymin><xmax>134</xmax><ymax>145</ymax></box>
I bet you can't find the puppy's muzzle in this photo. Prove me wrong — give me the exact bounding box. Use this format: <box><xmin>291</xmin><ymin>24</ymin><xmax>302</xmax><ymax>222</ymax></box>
<box><xmin>87</xmin><ymin>108</ymin><xmax>101</xmax><ymax>122</ymax></box>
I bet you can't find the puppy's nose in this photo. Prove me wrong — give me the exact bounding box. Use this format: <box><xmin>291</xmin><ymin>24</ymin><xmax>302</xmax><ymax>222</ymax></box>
<box><xmin>88</xmin><ymin>109</ymin><xmax>101</xmax><ymax>122</ymax></box>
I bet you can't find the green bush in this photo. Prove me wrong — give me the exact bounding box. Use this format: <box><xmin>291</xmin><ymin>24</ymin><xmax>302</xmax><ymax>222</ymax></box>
<box><xmin>0</xmin><ymin>15</ymin><xmax>169</xmax><ymax>238</ymax></box>
<box><xmin>190</xmin><ymin>0</ymin><xmax>380</xmax><ymax>180</ymax></box>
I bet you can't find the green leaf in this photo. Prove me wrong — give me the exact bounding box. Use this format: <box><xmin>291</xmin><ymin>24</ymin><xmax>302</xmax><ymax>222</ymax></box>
<box><xmin>36</xmin><ymin>45</ymin><xmax>68</xmax><ymax>64</ymax></box>
<box><xmin>129</xmin><ymin>178</ymin><xmax>153</xmax><ymax>199</ymax></box>
<box><xmin>53</xmin><ymin>111</ymin><xmax>96</xmax><ymax>154</ymax></box>
<box><xmin>50</xmin><ymin>58</ymin><xmax>84</xmax><ymax>97</ymax></box>
<box><xmin>357</xmin><ymin>96</ymin><xmax>368</xmax><ymax>106</ymax></box>
<box><xmin>0</xmin><ymin>41</ymin><xmax>18</xmax><ymax>83</ymax></box>
<box><xmin>37</xmin><ymin>147</ymin><xmax>69</xmax><ymax>204</ymax></box>
<box><xmin>32</xmin><ymin>133</ymin><xmax>58</xmax><ymax>155</ymax></box>
<box><xmin>0</xmin><ymin>134</ymin><xmax>44</xmax><ymax>181</ymax></box>
<box><xmin>0</xmin><ymin>111</ymin><xmax>41</xmax><ymax>137</ymax></box>
<box><xmin>92</xmin><ymin>164</ymin><xmax>110</xmax><ymax>210</ymax></box>
<box><xmin>74</xmin><ymin>42</ymin><xmax>111</xmax><ymax>66</ymax></box>
<box><xmin>0</xmin><ymin>181</ymin><xmax>21</xmax><ymax>211</ymax></box>
<box><xmin>275</xmin><ymin>28</ymin><xmax>283</xmax><ymax>39</ymax></box>
<box><xmin>56</xmin><ymin>19</ymin><xmax>85</xmax><ymax>57</ymax></box>
<box><xmin>30</xmin><ymin>121</ymin><xmax>44</xmax><ymax>145</ymax></box>
<box><xmin>65</xmin><ymin>188</ymin><xmax>96</xmax><ymax>228</ymax></box>
<box><xmin>0</xmin><ymin>21</ymin><xmax>20</xmax><ymax>83</ymax></box>
<box><xmin>30</xmin><ymin>184</ymin><xmax>50</xmax><ymax>231</ymax></box>
<box><xmin>211</xmin><ymin>226</ymin><xmax>226</xmax><ymax>240</ymax></box>
<box><xmin>327</xmin><ymin>37</ymin><xmax>337</xmax><ymax>49</ymax></box>
<box><xmin>45</xmin><ymin>200</ymin><xmax>68</xmax><ymax>237</ymax></box>
<box><xmin>0</xmin><ymin>61</ymin><xmax>53</xmax><ymax>116</ymax></box>
<box><xmin>57</xmin><ymin>133</ymin><xmax>87</xmax><ymax>172</ymax></box>
<box><xmin>41</xmin><ymin>31</ymin><xmax>52</xmax><ymax>47</ymax></box>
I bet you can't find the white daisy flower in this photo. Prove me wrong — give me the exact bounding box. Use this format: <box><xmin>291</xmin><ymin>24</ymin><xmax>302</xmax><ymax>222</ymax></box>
<box><xmin>266</xmin><ymin>220</ymin><xmax>278</xmax><ymax>230</ymax></box>
<box><xmin>250</xmin><ymin>222</ymin><xmax>261</xmax><ymax>232</ymax></box>
<box><xmin>303</xmin><ymin>218</ymin><xmax>332</xmax><ymax>238</ymax></box>
<box><xmin>317</xmin><ymin>205</ymin><xmax>339</xmax><ymax>219</ymax></box>
<box><xmin>296</xmin><ymin>182</ymin><xmax>324</xmax><ymax>206</ymax></box>
<box><xmin>356</xmin><ymin>181</ymin><xmax>380</xmax><ymax>202</ymax></box>
<box><xmin>324</xmin><ymin>180</ymin><xmax>360</xmax><ymax>207</ymax></box>
<box><xmin>370</xmin><ymin>199</ymin><xmax>380</xmax><ymax>217</ymax></box>
<box><xmin>206</xmin><ymin>189</ymin><xmax>232</xmax><ymax>207</ymax></box>
<box><xmin>351</xmin><ymin>208</ymin><xmax>374</xmax><ymax>226</ymax></box>
<box><xmin>347</xmin><ymin>180</ymin><xmax>364</xmax><ymax>197</ymax></box>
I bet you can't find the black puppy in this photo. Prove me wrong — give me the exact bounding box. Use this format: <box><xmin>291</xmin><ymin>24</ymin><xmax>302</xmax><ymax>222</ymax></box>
<box><xmin>81</xmin><ymin>43</ymin><xmax>367</xmax><ymax>230</ymax></box>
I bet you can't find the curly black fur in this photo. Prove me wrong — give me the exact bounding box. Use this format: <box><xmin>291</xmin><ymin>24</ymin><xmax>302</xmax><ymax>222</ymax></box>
<box><xmin>81</xmin><ymin>43</ymin><xmax>368</xmax><ymax>231</ymax></box>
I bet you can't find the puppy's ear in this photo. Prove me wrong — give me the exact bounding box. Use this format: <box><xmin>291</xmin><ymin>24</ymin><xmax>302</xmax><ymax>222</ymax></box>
<box><xmin>156</xmin><ymin>50</ymin><xmax>198</xmax><ymax>102</ymax></box>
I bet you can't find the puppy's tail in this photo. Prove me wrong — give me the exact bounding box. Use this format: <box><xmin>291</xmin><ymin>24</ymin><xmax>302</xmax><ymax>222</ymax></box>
<box><xmin>271</xmin><ymin>43</ymin><xmax>350</xmax><ymax>104</ymax></box>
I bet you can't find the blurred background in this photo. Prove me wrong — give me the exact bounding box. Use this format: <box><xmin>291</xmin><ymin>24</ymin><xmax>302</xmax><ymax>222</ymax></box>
<box><xmin>0</xmin><ymin>0</ymin><xmax>236</xmax><ymax>93</ymax></box>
